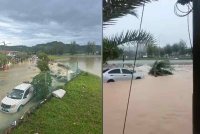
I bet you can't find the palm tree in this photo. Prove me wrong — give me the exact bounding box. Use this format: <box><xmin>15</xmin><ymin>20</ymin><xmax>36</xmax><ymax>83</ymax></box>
<box><xmin>103</xmin><ymin>0</ymin><xmax>156</xmax><ymax>24</ymax></box>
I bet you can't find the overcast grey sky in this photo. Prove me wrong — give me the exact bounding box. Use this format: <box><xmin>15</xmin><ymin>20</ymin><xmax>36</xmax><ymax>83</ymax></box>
<box><xmin>0</xmin><ymin>0</ymin><xmax>102</xmax><ymax>46</ymax></box>
<box><xmin>104</xmin><ymin>0</ymin><xmax>193</xmax><ymax>47</ymax></box>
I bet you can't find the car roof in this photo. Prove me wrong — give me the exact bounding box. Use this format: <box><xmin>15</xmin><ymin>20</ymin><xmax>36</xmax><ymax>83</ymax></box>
<box><xmin>108</xmin><ymin>68</ymin><xmax>130</xmax><ymax>70</ymax></box>
<box><xmin>14</xmin><ymin>83</ymin><xmax>32</xmax><ymax>91</ymax></box>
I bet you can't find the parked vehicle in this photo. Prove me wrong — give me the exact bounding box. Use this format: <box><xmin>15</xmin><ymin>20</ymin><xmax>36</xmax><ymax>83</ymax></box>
<box><xmin>0</xmin><ymin>83</ymin><xmax>35</xmax><ymax>113</ymax></box>
<box><xmin>103</xmin><ymin>68</ymin><xmax>144</xmax><ymax>83</ymax></box>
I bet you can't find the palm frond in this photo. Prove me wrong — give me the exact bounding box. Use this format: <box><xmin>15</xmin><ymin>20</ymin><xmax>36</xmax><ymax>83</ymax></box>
<box><xmin>103</xmin><ymin>0</ymin><xmax>156</xmax><ymax>24</ymax></box>
<box><xmin>104</xmin><ymin>30</ymin><xmax>156</xmax><ymax>46</ymax></box>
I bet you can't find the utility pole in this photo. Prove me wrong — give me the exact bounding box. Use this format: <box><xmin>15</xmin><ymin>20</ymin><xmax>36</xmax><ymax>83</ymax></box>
<box><xmin>193</xmin><ymin>0</ymin><xmax>200</xmax><ymax>133</ymax></box>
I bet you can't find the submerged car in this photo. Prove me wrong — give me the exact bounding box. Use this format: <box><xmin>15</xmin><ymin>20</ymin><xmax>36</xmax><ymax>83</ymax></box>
<box><xmin>103</xmin><ymin>68</ymin><xmax>144</xmax><ymax>83</ymax></box>
<box><xmin>1</xmin><ymin>83</ymin><xmax>35</xmax><ymax>113</ymax></box>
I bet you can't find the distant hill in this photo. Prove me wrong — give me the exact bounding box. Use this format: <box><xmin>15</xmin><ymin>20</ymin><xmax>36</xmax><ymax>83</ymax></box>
<box><xmin>0</xmin><ymin>41</ymin><xmax>101</xmax><ymax>55</ymax></box>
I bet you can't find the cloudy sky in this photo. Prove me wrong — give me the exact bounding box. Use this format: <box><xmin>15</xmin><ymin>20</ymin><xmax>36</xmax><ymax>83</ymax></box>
<box><xmin>0</xmin><ymin>0</ymin><xmax>102</xmax><ymax>46</ymax></box>
<box><xmin>104</xmin><ymin>0</ymin><xmax>193</xmax><ymax>47</ymax></box>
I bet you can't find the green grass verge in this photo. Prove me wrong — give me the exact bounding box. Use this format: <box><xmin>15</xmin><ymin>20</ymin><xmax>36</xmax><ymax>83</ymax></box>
<box><xmin>12</xmin><ymin>73</ymin><xmax>102</xmax><ymax>134</ymax></box>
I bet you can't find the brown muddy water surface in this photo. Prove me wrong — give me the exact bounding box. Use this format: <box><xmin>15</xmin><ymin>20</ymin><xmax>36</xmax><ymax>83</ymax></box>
<box><xmin>104</xmin><ymin>65</ymin><xmax>192</xmax><ymax>134</ymax></box>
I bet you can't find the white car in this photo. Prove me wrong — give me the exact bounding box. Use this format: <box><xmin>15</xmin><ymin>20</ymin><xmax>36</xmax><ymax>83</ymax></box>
<box><xmin>1</xmin><ymin>83</ymin><xmax>35</xmax><ymax>113</ymax></box>
<box><xmin>103</xmin><ymin>68</ymin><xmax>144</xmax><ymax>83</ymax></box>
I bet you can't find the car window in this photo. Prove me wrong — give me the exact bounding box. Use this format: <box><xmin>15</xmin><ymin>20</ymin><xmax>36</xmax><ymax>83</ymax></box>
<box><xmin>108</xmin><ymin>69</ymin><xmax>121</xmax><ymax>74</ymax></box>
<box><xmin>24</xmin><ymin>88</ymin><xmax>30</xmax><ymax>98</ymax></box>
<box><xmin>103</xmin><ymin>69</ymin><xmax>109</xmax><ymax>73</ymax></box>
<box><xmin>122</xmin><ymin>69</ymin><xmax>132</xmax><ymax>74</ymax></box>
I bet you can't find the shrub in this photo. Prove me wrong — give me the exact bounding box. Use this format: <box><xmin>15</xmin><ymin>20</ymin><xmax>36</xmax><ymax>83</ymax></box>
<box><xmin>31</xmin><ymin>72</ymin><xmax>52</xmax><ymax>101</ymax></box>
<box><xmin>149</xmin><ymin>60</ymin><xmax>173</xmax><ymax>76</ymax></box>
<box><xmin>37</xmin><ymin>60</ymin><xmax>49</xmax><ymax>71</ymax></box>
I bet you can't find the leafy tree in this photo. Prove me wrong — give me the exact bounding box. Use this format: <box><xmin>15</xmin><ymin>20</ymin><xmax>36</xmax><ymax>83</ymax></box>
<box><xmin>31</xmin><ymin>72</ymin><xmax>52</xmax><ymax>100</ymax></box>
<box><xmin>103</xmin><ymin>38</ymin><xmax>123</xmax><ymax>63</ymax></box>
<box><xmin>178</xmin><ymin>40</ymin><xmax>187</xmax><ymax>55</ymax></box>
<box><xmin>103</xmin><ymin>30</ymin><xmax>155</xmax><ymax>63</ymax></box>
<box><xmin>146</xmin><ymin>44</ymin><xmax>159</xmax><ymax>57</ymax></box>
<box><xmin>37</xmin><ymin>52</ymin><xmax>49</xmax><ymax>62</ymax></box>
<box><xmin>36</xmin><ymin>52</ymin><xmax>50</xmax><ymax>72</ymax></box>
<box><xmin>37</xmin><ymin>60</ymin><xmax>49</xmax><ymax>71</ymax></box>
<box><xmin>0</xmin><ymin>54</ymin><xmax>8</xmax><ymax>68</ymax></box>
<box><xmin>69</xmin><ymin>41</ymin><xmax>77</xmax><ymax>55</ymax></box>
<box><xmin>172</xmin><ymin>43</ymin><xmax>179</xmax><ymax>54</ymax></box>
<box><xmin>86</xmin><ymin>41</ymin><xmax>96</xmax><ymax>55</ymax></box>
<box><xmin>149</xmin><ymin>60</ymin><xmax>173</xmax><ymax>76</ymax></box>
<box><xmin>164</xmin><ymin>44</ymin><xmax>172</xmax><ymax>56</ymax></box>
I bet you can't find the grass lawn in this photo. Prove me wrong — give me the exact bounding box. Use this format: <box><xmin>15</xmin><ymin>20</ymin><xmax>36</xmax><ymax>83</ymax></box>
<box><xmin>12</xmin><ymin>73</ymin><xmax>102</xmax><ymax>134</ymax></box>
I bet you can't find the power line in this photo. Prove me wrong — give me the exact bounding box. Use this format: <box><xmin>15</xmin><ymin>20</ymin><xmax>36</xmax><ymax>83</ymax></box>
<box><xmin>122</xmin><ymin>3</ymin><xmax>145</xmax><ymax>134</ymax></box>
<box><xmin>174</xmin><ymin>1</ymin><xmax>193</xmax><ymax>48</ymax></box>
<box><xmin>187</xmin><ymin>12</ymin><xmax>193</xmax><ymax>49</ymax></box>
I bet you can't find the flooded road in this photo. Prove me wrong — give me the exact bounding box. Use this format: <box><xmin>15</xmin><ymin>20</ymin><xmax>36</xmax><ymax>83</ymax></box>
<box><xmin>104</xmin><ymin>65</ymin><xmax>192</xmax><ymax>134</ymax></box>
<box><xmin>0</xmin><ymin>62</ymin><xmax>39</xmax><ymax>133</ymax></box>
<box><xmin>107</xmin><ymin>59</ymin><xmax>192</xmax><ymax>66</ymax></box>
<box><xmin>0</xmin><ymin>56</ymin><xmax>101</xmax><ymax>133</ymax></box>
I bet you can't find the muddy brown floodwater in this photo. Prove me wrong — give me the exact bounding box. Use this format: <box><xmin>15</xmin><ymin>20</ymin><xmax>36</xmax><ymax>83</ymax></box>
<box><xmin>0</xmin><ymin>61</ymin><xmax>39</xmax><ymax>133</ymax></box>
<box><xmin>104</xmin><ymin>65</ymin><xmax>192</xmax><ymax>134</ymax></box>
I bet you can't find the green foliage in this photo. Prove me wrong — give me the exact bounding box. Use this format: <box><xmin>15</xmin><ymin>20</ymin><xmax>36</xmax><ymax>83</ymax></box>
<box><xmin>1</xmin><ymin>41</ymin><xmax>101</xmax><ymax>55</ymax></box>
<box><xmin>36</xmin><ymin>52</ymin><xmax>50</xmax><ymax>72</ymax></box>
<box><xmin>37</xmin><ymin>60</ymin><xmax>49</xmax><ymax>72</ymax></box>
<box><xmin>103</xmin><ymin>30</ymin><xmax>155</xmax><ymax>63</ymax></box>
<box><xmin>147</xmin><ymin>44</ymin><xmax>159</xmax><ymax>57</ymax></box>
<box><xmin>37</xmin><ymin>52</ymin><xmax>50</xmax><ymax>62</ymax></box>
<box><xmin>69</xmin><ymin>41</ymin><xmax>77</xmax><ymax>55</ymax></box>
<box><xmin>149</xmin><ymin>60</ymin><xmax>174</xmax><ymax>76</ymax></box>
<box><xmin>31</xmin><ymin>72</ymin><xmax>52</xmax><ymax>101</ymax></box>
<box><xmin>86</xmin><ymin>41</ymin><xmax>96</xmax><ymax>55</ymax></box>
<box><xmin>0</xmin><ymin>54</ymin><xmax>8</xmax><ymax>67</ymax></box>
<box><xmin>103</xmin><ymin>38</ymin><xmax>123</xmax><ymax>63</ymax></box>
<box><xmin>103</xmin><ymin>0</ymin><xmax>156</xmax><ymax>24</ymax></box>
<box><xmin>12</xmin><ymin>73</ymin><xmax>102</xmax><ymax>134</ymax></box>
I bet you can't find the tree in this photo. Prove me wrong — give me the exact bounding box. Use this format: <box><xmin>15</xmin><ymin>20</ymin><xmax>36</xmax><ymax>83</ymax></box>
<box><xmin>146</xmin><ymin>44</ymin><xmax>159</xmax><ymax>57</ymax></box>
<box><xmin>37</xmin><ymin>52</ymin><xmax>49</xmax><ymax>62</ymax></box>
<box><xmin>0</xmin><ymin>54</ymin><xmax>8</xmax><ymax>69</ymax></box>
<box><xmin>178</xmin><ymin>40</ymin><xmax>187</xmax><ymax>55</ymax></box>
<box><xmin>69</xmin><ymin>41</ymin><xmax>77</xmax><ymax>55</ymax></box>
<box><xmin>37</xmin><ymin>52</ymin><xmax>50</xmax><ymax>72</ymax></box>
<box><xmin>164</xmin><ymin>44</ymin><xmax>172</xmax><ymax>56</ymax></box>
<box><xmin>172</xmin><ymin>43</ymin><xmax>179</xmax><ymax>54</ymax></box>
<box><xmin>103</xmin><ymin>30</ymin><xmax>155</xmax><ymax>63</ymax></box>
<box><xmin>103</xmin><ymin>38</ymin><xmax>123</xmax><ymax>63</ymax></box>
<box><xmin>31</xmin><ymin>72</ymin><xmax>52</xmax><ymax>100</ymax></box>
<box><xmin>86</xmin><ymin>41</ymin><xmax>96</xmax><ymax>55</ymax></box>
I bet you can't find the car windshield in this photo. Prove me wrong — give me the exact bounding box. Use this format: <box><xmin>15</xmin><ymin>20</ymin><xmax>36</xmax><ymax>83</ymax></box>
<box><xmin>7</xmin><ymin>89</ymin><xmax>24</xmax><ymax>99</ymax></box>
